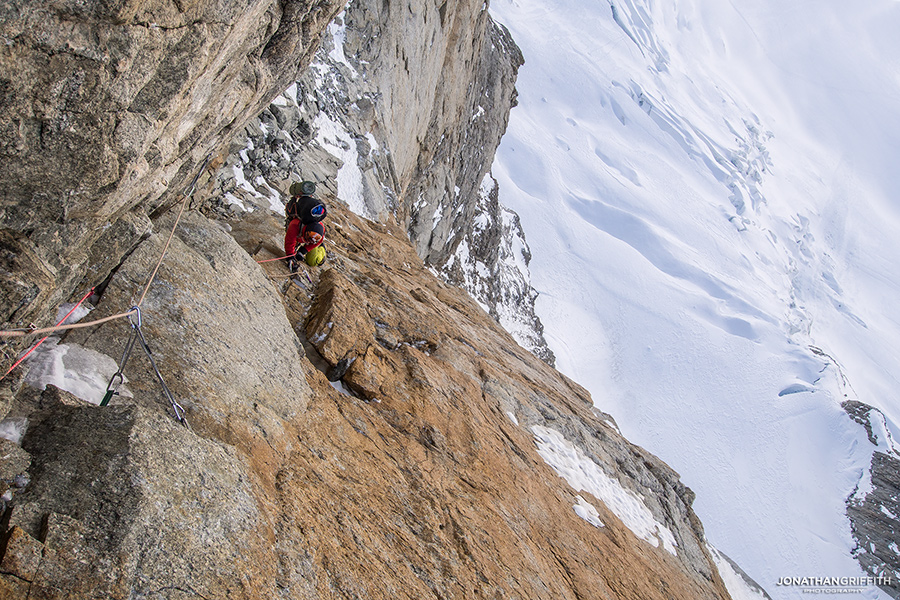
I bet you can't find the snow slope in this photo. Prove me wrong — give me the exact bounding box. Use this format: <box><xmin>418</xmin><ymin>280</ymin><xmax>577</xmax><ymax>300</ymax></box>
<box><xmin>489</xmin><ymin>0</ymin><xmax>900</xmax><ymax>598</ymax></box>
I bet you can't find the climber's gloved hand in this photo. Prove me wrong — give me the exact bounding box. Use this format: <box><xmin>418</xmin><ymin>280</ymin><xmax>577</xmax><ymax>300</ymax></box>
<box><xmin>294</xmin><ymin>247</ymin><xmax>308</xmax><ymax>260</ymax></box>
<box><xmin>287</xmin><ymin>258</ymin><xmax>299</xmax><ymax>274</ymax></box>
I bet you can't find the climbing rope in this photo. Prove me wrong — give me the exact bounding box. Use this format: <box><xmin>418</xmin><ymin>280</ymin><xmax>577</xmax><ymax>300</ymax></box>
<box><xmin>0</xmin><ymin>308</ymin><xmax>137</xmax><ymax>339</ymax></box>
<box><xmin>0</xmin><ymin>153</ymin><xmax>214</xmax><ymax>340</ymax></box>
<box><xmin>136</xmin><ymin>153</ymin><xmax>212</xmax><ymax>307</ymax></box>
<box><xmin>256</xmin><ymin>254</ymin><xmax>292</xmax><ymax>264</ymax></box>
<box><xmin>0</xmin><ymin>287</ymin><xmax>96</xmax><ymax>383</ymax></box>
<box><xmin>0</xmin><ymin>153</ymin><xmax>212</xmax><ymax>426</ymax></box>
<box><xmin>98</xmin><ymin>153</ymin><xmax>212</xmax><ymax>425</ymax></box>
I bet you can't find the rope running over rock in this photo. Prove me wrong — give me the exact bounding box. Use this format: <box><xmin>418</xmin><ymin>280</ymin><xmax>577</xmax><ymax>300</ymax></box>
<box><xmin>0</xmin><ymin>153</ymin><xmax>213</xmax><ymax>404</ymax></box>
<box><xmin>0</xmin><ymin>154</ymin><xmax>213</xmax><ymax>341</ymax></box>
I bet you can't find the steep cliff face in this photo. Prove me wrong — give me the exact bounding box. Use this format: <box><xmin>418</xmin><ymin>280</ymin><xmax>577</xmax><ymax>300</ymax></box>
<box><xmin>435</xmin><ymin>173</ymin><xmax>556</xmax><ymax>365</ymax></box>
<box><xmin>0</xmin><ymin>0</ymin><xmax>344</xmax><ymax>348</ymax></box>
<box><xmin>211</xmin><ymin>0</ymin><xmax>552</xmax><ymax>362</ymax></box>
<box><xmin>1</xmin><ymin>202</ymin><xmax>733</xmax><ymax>598</ymax></box>
<box><xmin>844</xmin><ymin>401</ymin><xmax>900</xmax><ymax>598</ymax></box>
<box><xmin>215</xmin><ymin>0</ymin><xmax>521</xmax><ymax>247</ymax></box>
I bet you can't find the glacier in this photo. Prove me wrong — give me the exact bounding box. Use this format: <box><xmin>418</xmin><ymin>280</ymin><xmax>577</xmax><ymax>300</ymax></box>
<box><xmin>489</xmin><ymin>0</ymin><xmax>900</xmax><ymax>598</ymax></box>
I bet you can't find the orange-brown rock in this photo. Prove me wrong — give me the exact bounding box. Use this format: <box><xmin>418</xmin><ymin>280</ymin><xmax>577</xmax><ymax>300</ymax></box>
<box><xmin>0</xmin><ymin>199</ymin><xmax>727</xmax><ymax>599</ymax></box>
<box><xmin>292</xmin><ymin>204</ymin><xmax>733</xmax><ymax>599</ymax></box>
<box><xmin>0</xmin><ymin>201</ymin><xmax>732</xmax><ymax>599</ymax></box>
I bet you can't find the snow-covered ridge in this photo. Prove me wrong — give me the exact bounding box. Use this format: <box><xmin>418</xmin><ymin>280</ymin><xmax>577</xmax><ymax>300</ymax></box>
<box><xmin>439</xmin><ymin>173</ymin><xmax>555</xmax><ymax>364</ymax></box>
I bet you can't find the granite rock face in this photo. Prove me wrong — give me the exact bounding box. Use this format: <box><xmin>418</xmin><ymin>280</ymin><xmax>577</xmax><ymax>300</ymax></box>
<box><xmin>436</xmin><ymin>173</ymin><xmax>556</xmax><ymax>365</ymax></box>
<box><xmin>214</xmin><ymin>0</ymin><xmax>521</xmax><ymax>235</ymax></box>
<box><xmin>844</xmin><ymin>400</ymin><xmax>900</xmax><ymax>599</ymax></box>
<box><xmin>0</xmin><ymin>0</ymin><xmax>344</xmax><ymax>345</ymax></box>
<box><xmin>1</xmin><ymin>211</ymin><xmax>317</xmax><ymax>597</ymax></box>
<box><xmin>847</xmin><ymin>451</ymin><xmax>900</xmax><ymax>599</ymax></box>
<box><xmin>212</xmin><ymin>0</ymin><xmax>552</xmax><ymax>362</ymax></box>
<box><xmin>0</xmin><ymin>203</ymin><xmax>735</xmax><ymax>598</ymax></box>
<box><xmin>4</xmin><ymin>404</ymin><xmax>276</xmax><ymax>599</ymax></box>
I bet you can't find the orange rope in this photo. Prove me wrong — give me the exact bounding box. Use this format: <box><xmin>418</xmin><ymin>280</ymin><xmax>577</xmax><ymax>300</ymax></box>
<box><xmin>0</xmin><ymin>308</ymin><xmax>138</xmax><ymax>339</ymax></box>
<box><xmin>136</xmin><ymin>153</ymin><xmax>212</xmax><ymax>306</ymax></box>
<box><xmin>0</xmin><ymin>153</ymin><xmax>212</xmax><ymax>341</ymax></box>
<box><xmin>0</xmin><ymin>287</ymin><xmax>98</xmax><ymax>381</ymax></box>
<box><xmin>256</xmin><ymin>254</ymin><xmax>292</xmax><ymax>263</ymax></box>
<box><xmin>137</xmin><ymin>190</ymin><xmax>189</xmax><ymax>307</ymax></box>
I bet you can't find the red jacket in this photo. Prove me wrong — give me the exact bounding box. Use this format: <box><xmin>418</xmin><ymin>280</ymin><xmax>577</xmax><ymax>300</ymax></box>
<box><xmin>285</xmin><ymin>219</ymin><xmax>325</xmax><ymax>256</ymax></box>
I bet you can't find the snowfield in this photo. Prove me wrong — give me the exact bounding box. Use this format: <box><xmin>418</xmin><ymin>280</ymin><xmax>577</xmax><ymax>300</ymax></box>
<box><xmin>490</xmin><ymin>0</ymin><xmax>900</xmax><ymax>598</ymax></box>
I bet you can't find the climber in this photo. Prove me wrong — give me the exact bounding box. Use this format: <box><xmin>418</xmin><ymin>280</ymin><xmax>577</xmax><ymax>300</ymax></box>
<box><xmin>284</xmin><ymin>180</ymin><xmax>328</xmax><ymax>272</ymax></box>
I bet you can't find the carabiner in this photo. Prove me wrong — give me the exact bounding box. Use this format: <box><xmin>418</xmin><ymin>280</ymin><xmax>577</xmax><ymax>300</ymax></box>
<box><xmin>101</xmin><ymin>372</ymin><xmax>125</xmax><ymax>407</ymax></box>
<box><xmin>128</xmin><ymin>305</ymin><xmax>142</xmax><ymax>329</ymax></box>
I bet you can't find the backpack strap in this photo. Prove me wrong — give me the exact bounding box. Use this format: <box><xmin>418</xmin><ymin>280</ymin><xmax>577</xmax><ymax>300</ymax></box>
<box><xmin>284</xmin><ymin>196</ymin><xmax>300</xmax><ymax>228</ymax></box>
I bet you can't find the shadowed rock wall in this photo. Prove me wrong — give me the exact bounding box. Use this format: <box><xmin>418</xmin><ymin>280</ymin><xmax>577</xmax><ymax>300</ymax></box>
<box><xmin>0</xmin><ymin>0</ymin><xmax>344</xmax><ymax>344</ymax></box>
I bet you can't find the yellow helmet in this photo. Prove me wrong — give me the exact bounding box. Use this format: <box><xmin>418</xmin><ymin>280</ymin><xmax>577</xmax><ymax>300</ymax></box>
<box><xmin>305</xmin><ymin>245</ymin><xmax>326</xmax><ymax>267</ymax></box>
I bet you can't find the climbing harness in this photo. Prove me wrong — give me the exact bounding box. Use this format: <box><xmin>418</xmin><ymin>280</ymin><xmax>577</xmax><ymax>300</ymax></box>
<box><xmin>101</xmin><ymin>306</ymin><xmax>187</xmax><ymax>426</ymax></box>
